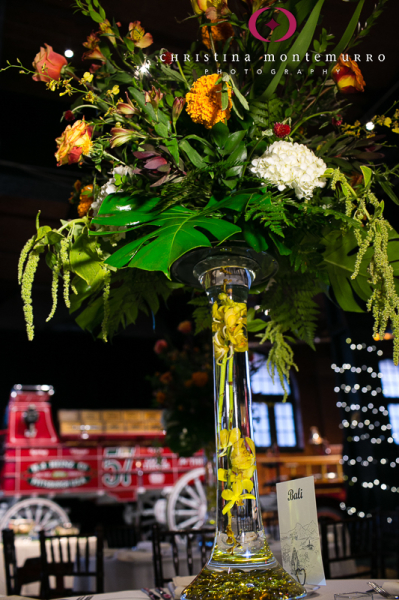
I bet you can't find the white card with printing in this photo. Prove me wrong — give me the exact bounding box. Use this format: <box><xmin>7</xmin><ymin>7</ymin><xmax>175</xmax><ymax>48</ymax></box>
<box><xmin>276</xmin><ymin>476</ymin><xmax>326</xmax><ymax>586</ymax></box>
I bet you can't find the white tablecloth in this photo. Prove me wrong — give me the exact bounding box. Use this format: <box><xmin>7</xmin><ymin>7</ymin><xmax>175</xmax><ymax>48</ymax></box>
<box><xmin>0</xmin><ymin>537</ymin><xmax>366</xmax><ymax>595</ymax></box>
<box><xmin>65</xmin><ymin>581</ymin><xmax>389</xmax><ymax>600</ymax></box>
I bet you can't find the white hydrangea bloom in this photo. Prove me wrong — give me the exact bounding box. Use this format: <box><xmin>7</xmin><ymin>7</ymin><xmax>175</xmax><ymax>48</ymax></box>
<box><xmin>91</xmin><ymin>166</ymin><xmax>136</xmax><ymax>241</ymax></box>
<box><xmin>251</xmin><ymin>141</ymin><xmax>327</xmax><ymax>200</ymax></box>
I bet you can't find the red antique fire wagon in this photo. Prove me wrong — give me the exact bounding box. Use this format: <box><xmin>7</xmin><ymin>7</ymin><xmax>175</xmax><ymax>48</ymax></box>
<box><xmin>0</xmin><ymin>385</ymin><xmax>206</xmax><ymax>534</ymax></box>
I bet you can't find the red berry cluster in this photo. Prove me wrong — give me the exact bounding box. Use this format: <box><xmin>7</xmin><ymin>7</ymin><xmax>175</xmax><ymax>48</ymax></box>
<box><xmin>273</xmin><ymin>123</ymin><xmax>291</xmax><ymax>137</ymax></box>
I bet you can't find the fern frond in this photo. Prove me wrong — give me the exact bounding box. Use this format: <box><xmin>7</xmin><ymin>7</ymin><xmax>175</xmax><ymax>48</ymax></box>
<box><xmin>245</xmin><ymin>197</ymin><xmax>293</xmax><ymax>238</ymax></box>
<box><xmin>188</xmin><ymin>295</ymin><xmax>211</xmax><ymax>334</ymax></box>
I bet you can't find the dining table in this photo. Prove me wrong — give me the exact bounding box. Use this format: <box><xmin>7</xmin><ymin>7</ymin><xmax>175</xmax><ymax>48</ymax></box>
<box><xmin>64</xmin><ymin>579</ymin><xmax>392</xmax><ymax>600</ymax></box>
<box><xmin>0</xmin><ymin>535</ymin><xmax>360</xmax><ymax>597</ymax></box>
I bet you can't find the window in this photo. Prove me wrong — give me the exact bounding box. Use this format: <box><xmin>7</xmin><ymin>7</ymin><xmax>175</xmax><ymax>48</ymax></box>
<box><xmin>379</xmin><ymin>359</ymin><xmax>399</xmax><ymax>444</ymax></box>
<box><xmin>252</xmin><ymin>402</ymin><xmax>272</xmax><ymax>447</ymax></box>
<box><xmin>379</xmin><ymin>359</ymin><xmax>399</xmax><ymax>397</ymax></box>
<box><xmin>250</xmin><ymin>353</ymin><xmax>300</xmax><ymax>450</ymax></box>
<box><xmin>275</xmin><ymin>403</ymin><xmax>297</xmax><ymax>447</ymax></box>
<box><xmin>388</xmin><ymin>404</ymin><xmax>399</xmax><ymax>444</ymax></box>
<box><xmin>251</xmin><ymin>353</ymin><xmax>290</xmax><ymax>395</ymax></box>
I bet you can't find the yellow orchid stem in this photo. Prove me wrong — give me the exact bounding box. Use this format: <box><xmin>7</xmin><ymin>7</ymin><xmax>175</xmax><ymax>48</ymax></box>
<box><xmin>228</xmin><ymin>349</ymin><xmax>234</xmax><ymax>431</ymax></box>
<box><xmin>217</xmin><ymin>355</ymin><xmax>228</xmax><ymax>429</ymax></box>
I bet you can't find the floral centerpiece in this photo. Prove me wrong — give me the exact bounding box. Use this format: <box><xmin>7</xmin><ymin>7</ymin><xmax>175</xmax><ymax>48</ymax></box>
<box><xmin>4</xmin><ymin>0</ymin><xmax>399</xmax><ymax>596</ymax></box>
<box><xmin>5</xmin><ymin>0</ymin><xmax>398</xmax><ymax>393</ymax></box>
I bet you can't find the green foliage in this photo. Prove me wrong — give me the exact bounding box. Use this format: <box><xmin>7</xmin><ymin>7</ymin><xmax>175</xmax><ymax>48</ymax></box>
<box><xmin>104</xmin><ymin>205</ymin><xmax>241</xmax><ymax>276</ymax></box>
<box><xmin>10</xmin><ymin>0</ymin><xmax>399</xmax><ymax>381</ymax></box>
<box><xmin>245</xmin><ymin>192</ymin><xmax>293</xmax><ymax>238</ymax></box>
<box><xmin>261</xmin><ymin>266</ymin><xmax>323</xmax><ymax>349</ymax></box>
<box><xmin>188</xmin><ymin>296</ymin><xmax>212</xmax><ymax>334</ymax></box>
<box><xmin>259</xmin><ymin>322</ymin><xmax>298</xmax><ymax>402</ymax></box>
<box><xmin>74</xmin><ymin>268</ymin><xmax>181</xmax><ymax>338</ymax></box>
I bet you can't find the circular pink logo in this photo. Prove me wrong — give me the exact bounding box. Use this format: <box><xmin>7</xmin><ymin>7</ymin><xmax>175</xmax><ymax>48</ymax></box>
<box><xmin>249</xmin><ymin>8</ymin><xmax>297</xmax><ymax>43</ymax></box>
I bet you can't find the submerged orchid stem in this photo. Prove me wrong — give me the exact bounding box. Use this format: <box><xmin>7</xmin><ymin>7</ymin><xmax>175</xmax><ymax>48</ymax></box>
<box><xmin>218</xmin><ymin>355</ymin><xmax>228</xmax><ymax>429</ymax></box>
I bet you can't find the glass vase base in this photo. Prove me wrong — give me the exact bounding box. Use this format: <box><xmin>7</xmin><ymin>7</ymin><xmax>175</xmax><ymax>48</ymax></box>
<box><xmin>181</xmin><ymin>563</ymin><xmax>307</xmax><ymax>600</ymax></box>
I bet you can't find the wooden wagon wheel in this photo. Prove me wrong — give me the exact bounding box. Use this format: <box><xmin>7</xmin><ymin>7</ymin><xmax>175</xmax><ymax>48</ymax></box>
<box><xmin>0</xmin><ymin>498</ymin><xmax>70</xmax><ymax>534</ymax></box>
<box><xmin>166</xmin><ymin>467</ymin><xmax>207</xmax><ymax>531</ymax></box>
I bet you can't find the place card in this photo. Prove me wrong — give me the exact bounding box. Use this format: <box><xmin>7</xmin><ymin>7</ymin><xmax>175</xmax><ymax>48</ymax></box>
<box><xmin>276</xmin><ymin>475</ymin><xmax>326</xmax><ymax>586</ymax></box>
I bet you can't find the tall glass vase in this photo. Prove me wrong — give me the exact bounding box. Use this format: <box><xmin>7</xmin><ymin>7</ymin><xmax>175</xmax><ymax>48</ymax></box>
<box><xmin>172</xmin><ymin>247</ymin><xmax>306</xmax><ymax>600</ymax></box>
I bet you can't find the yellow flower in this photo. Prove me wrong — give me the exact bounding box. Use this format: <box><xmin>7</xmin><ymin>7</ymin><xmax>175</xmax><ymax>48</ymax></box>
<box><xmin>185</xmin><ymin>73</ymin><xmax>232</xmax><ymax>129</ymax></box>
<box><xmin>82</xmin><ymin>72</ymin><xmax>94</xmax><ymax>84</ymax></box>
<box><xmin>218</xmin><ymin>466</ymin><xmax>255</xmax><ymax>492</ymax></box>
<box><xmin>84</xmin><ymin>91</ymin><xmax>98</xmax><ymax>104</ymax></box>
<box><xmin>218</xmin><ymin>427</ymin><xmax>241</xmax><ymax>455</ymax></box>
<box><xmin>221</xmin><ymin>480</ymin><xmax>256</xmax><ymax>514</ymax></box>
<box><xmin>212</xmin><ymin>294</ymin><xmax>248</xmax><ymax>363</ymax></box>
<box><xmin>384</xmin><ymin>117</ymin><xmax>392</xmax><ymax>127</ymax></box>
<box><xmin>107</xmin><ymin>85</ymin><xmax>120</xmax><ymax>96</ymax></box>
<box><xmin>392</xmin><ymin>122</ymin><xmax>399</xmax><ymax>134</ymax></box>
<box><xmin>230</xmin><ymin>437</ymin><xmax>255</xmax><ymax>471</ymax></box>
<box><xmin>232</xmin><ymin>465</ymin><xmax>255</xmax><ymax>489</ymax></box>
<box><xmin>46</xmin><ymin>80</ymin><xmax>58</xmax><ymax>92</ymax></box>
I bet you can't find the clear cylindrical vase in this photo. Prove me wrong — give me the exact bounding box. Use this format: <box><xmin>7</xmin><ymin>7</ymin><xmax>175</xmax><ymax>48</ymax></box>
<box><xmin>178</xmin><ymin>252</ymin><xmax>306</xmax><ymax>600</ymax></box>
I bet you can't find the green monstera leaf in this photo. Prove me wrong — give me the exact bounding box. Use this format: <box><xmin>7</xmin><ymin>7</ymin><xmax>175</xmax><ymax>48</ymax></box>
<box><xmin>323</xmin><ymin>228</ymin><xmax>399</xmax><ymax>312</ymax></box>
<box><xmin>105</xmin><ymin>206</ymin><xmax>241</xmax><ymax>276</ymax></box>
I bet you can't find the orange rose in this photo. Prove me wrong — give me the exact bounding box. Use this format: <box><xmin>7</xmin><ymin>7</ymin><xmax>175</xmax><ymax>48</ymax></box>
<box><xmin>192</xmin><ymin>372</ymin><xmax>209</xmax><ymax>387</ymax></box>
<box><xmin>155</xmin><ymin>391</ymin><xmax>166</xmax><ymax>404</ymax></box>
<box><xmin>160</xmin><ymin>371</ymin><xmax>173</xmax><ymax>384</ymax></box>
<box><xmin>55</xmin><ymin>119</ymin><xmax>93</xmax><ymax>166</ymax></box>
<box><xmin>331</xmin><ymin>55</ymin><xmax>365</xmax><ymax>94</ymax></box>
<box><xmin>177</xmin><ymin>320</ymin><xmax>192</xmax><ymax>334</ymax></box>
<box><xmin>32</xmin><ymin>44</ymin><xmax>67</xmax><ymax>83</ymax></box>
<box><xmin>154</xmin><ymin>340</ymin><xmax>168</xmax><ymax>354</ymax></box>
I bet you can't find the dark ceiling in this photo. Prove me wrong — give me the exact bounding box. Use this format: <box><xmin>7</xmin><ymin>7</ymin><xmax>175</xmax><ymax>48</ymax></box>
<box><xmin>0</xmin><ymin>0</ymin><xmax>398</xmax><ymax>410</ymax></box>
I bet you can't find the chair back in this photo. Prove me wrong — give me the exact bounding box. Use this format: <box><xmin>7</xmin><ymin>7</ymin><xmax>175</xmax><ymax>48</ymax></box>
<box><xmin>319</xmin><ymin>514</ymin><xmax>378</xmax><ymax>579</ymax></box>
<box><xmin>377</xmin><ymin>509</ymin><xmax>399</xmax><ymax>578</ymax></box>
<box><xmin>39</xmin><ymin>527</ymin><xmax>104</xmax><ymax>598</ymax></box>
<box><xmin>152</xmin><ymin>524</ymin><xmax>215</xmax><ymax>588</ymax></box>
<box><xmin>105</xmin><ymin>525</ymin><xmax>138</xmax><ymax>548</ymax></box>
<box><xmin>2</xmin><ymin>528</ymin><xmax>43</xmax><ymax>596</ymax></box>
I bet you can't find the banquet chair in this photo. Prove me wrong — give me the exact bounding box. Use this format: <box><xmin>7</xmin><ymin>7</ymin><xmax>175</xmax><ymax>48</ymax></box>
<box><xmin>39</xmin><ymin>527</ymin><xmax>104</xmax><ymax>599</ymax></box>
<box><xmin>105</xmin><ymin>524</ymin><xmax>139</xmax><ymax>548</ymax></box>
<box><xmin>152</xmin><ymin>524</ymin><xmax>215</xmax><ymax>587</ymax></box>
<box><xmin>319</xmin><ymin>514</ymin><xmax>378</xmax><ymax>579</ymax></box>
<box><xmin>2</xmin><ymin>528</ymin><xmax>43</xmax><ymax>597</ymax></box>
<box><xmin>377</xmin><ymin>509</ymin><xmax>399</xmax><ymax>578</ymax></box>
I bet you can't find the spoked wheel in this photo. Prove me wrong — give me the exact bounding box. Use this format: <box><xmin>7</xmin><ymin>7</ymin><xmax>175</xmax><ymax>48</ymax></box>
<box><xmin>123</xmin><ymin>491</ymin><xmax>165</xmax><ymax>539</ymax></box>
<box><xmin>166</xmin><ymin>467</ymin><xmax>207</xmax><ymax>531</ymax></box>
<box><xmin>0</xmin><ymin>498</ymin><xmax>70</xmax><ymax>534</ymax></box>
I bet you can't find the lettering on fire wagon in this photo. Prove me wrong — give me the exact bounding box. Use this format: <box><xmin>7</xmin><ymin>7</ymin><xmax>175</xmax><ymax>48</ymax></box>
<box><xmin>28</xmin><ymin>460</ymin><xmax>90</xmax><ymax>473</ymax></box>
<box><xmin>102</xmin><ymin>458</ymin><xmax>133</xmax><ymax>487</ymax></box>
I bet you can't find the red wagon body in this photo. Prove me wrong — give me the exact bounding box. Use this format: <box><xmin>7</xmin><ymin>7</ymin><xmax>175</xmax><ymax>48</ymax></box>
<box><xmin>0</xmin><ymin>386</ymin><xmax>203</xmax><ymax>506</ymax></box>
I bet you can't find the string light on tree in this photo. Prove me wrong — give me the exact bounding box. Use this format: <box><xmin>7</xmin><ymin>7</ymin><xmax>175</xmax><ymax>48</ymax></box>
<box><xmin>332</xmin><ymin>338</ymin><xmax>398</xmax><ymax>516</ymax></box>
